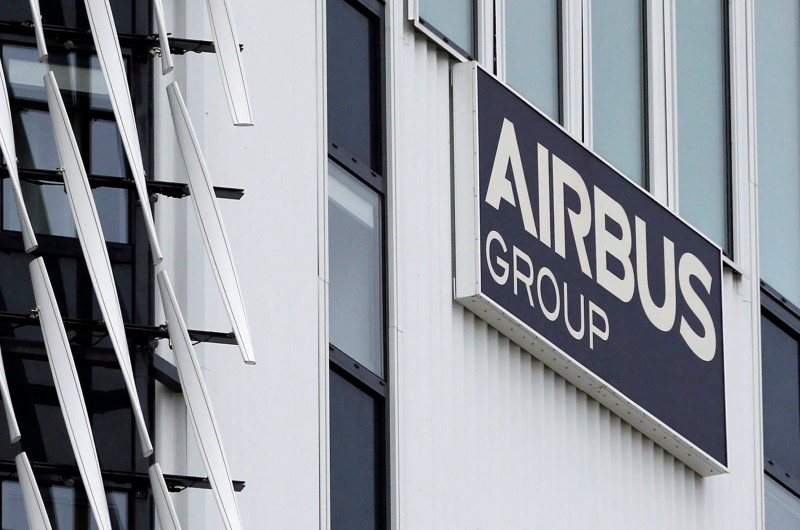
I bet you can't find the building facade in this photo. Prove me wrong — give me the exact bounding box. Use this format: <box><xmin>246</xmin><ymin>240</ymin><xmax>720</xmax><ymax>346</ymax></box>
<box><xmin>0</xmin><ymin>0</ymin><xmax>798</xmax><ymax>528</ymax></box>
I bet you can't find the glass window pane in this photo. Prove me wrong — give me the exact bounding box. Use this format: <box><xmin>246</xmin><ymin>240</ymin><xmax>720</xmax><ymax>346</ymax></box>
<box><xmin>766</xmin><ymin>475</ymin><xmax>800</xmax><ymax>530</ymax></box>
<box><xmin>591</xmin><ymin>0</ymin><xmax>647</xmax><ymax>186</ymax></box>
<box><xmin>418</xmin><ymin>0</ymin><xmax>474</xmax><ymax>56</ymax></box>
<box><xmin>0</xmin><ymin>0</ymin><xmax>139</xmax><ymax>34</ymax></box>
<box><xmin>676</xmin><ymin>0</ymin><xmax>729</xmax><ymax>252</ymax></box>
<box><xmin>328</xmin><ymin>162</ymin><xmax>384</xmax><ymax>377</ymax></box>
<box><xmin>327</xmin><ymin>0</ymin><xmax>381</xmax><ymax>173</ymax></box>
<box><xmin>505</xmin><ymin>0</ymin><xmax>560</xmax><ymax>119</ymax></box>
<box><xmin>1</xmin><ymin>483</ymin><xmax>128</xmax><ymax>530</ymax></box>
<box><xmin>1</xmin><ymin>45</ymin><xmax>129</xmax><ymax>243</ymax></box>
<box><xmin>762</xmin><ymin>315</ymin><xmax>800</xmax><ymax>493</ymax></box>
<box><xmin>756</xmin><ymin>0</ymin><xmax>800</xmax><ymax>305</ymax></box>
<box><xmin>330</xmin><ymin>370</ymin><xmax>384</xmax><ymax>530</ymax></box>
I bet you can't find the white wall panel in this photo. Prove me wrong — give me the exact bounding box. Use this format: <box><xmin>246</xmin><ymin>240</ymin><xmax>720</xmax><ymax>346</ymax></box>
<box><xmin>153</xmin><ymin>0</ymin><xmax>324</xmax><ymax>528</ymax></box>
<box><xmin>389</xmin><ymin>9</ymin><xmax>762</xmax><ymax>529</ymax></box>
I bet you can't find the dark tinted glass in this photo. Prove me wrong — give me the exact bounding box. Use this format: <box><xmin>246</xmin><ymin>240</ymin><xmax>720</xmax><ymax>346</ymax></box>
<box><xmin>762</xmin><ymin>314</ymin><xmax>800</xmax><ymax>494</ymax></box>
<box><xmin>0</xmin><ymin>348</ymin><xmax>140</xmax><ymax>470</ymax></box>
<box><xmin>2</xmin><ymin>481</ymin><xmax>129</xmax><ymax>529</ymax></box>
<box><xmin>327</xmin><ymin>0</ymin><xmax>381</xmax><ymax>173</ymax></box>
<box><xmin>330</xmin><ymin>370</ymin><xmax>384</xmax><ymax>530</ymax></box>
<box><xmin>1</xmin><ymin>0</ymin><xmax>142</xmax><ymax>34</ymax></box>
<box><xmin>0</xmin><ymin>45</ymin><xmax>130</xmax><ymax>243</ymax></box>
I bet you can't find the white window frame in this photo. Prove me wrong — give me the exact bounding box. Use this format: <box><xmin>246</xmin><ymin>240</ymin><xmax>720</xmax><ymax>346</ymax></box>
<box><xmin>407</xmin><ymin>0</ymin><xmax>493</xmax><ymax>64</ymax></box>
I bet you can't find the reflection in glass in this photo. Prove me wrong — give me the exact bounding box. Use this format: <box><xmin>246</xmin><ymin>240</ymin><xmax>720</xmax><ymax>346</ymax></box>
<box><xmin>330</xmin><ymin>370</ymin><xmax>383</xmax><ymax>530</ymax></box>
<box><xmin>0</xmin><ymin>45</ymin><xmax>129</xmax><ymax>243</ymax></box>
<box><xmin>591</xmin><ymin>0</ymin><xmax>647</xmax><ymax>186</ymax></box>
<box><xmin>326</xmin><ymin>0</ymin><xmax>381</xmax><ymax>172</ymax></box>
<box><xmin>328</xmin><ymin>161</ymin><xmax>384</xmax><ymax>377</ymax></box>
<box><xmin>0</xmin><ymin>0</ymin><xmax>138</xmax><ymax>34</ymax></box>
<box><xmin>505</xmin><ymin>0</ymin><xmax>559</xmax><ymax>119</ymax></box>
<box><xmin>755</xmin><ymin>0</ymin><xmax>800</xmax><ymax>305</ymax></box>
<box><xmin>676</xmin><ymin>0</ymin><xmax>729</xmax><ymax>252</ymax></box>
<box><xmin>1</xmin><ymin>482</ymin><xmax>128</xmax><ymax>529</ymax></box>
<box><xmin>419</xmin><ymin>0</ymin><xmax>474</xmax><ymax>56</ymax></box>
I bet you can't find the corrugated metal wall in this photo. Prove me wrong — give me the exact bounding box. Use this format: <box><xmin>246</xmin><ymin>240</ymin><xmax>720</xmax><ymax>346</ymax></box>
<box><xmin>390</xmin><ymin>7</ymin><xmax>763</xmax><ymax>529</ymax></box>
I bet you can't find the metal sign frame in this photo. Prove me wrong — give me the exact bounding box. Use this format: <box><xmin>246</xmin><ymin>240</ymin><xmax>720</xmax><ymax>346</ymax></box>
<box><xmin>453</xmin><ymin>61</ymin><xmax>727</xmax><ymax>477</ymax></box>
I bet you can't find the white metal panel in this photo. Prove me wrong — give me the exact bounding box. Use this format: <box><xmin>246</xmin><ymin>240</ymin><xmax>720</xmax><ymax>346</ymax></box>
<box><xmin>156</xmin><ymin>270</ymin><xmax>242</xmax><ymax>530</ymax></box>
<box><xmin>44</xmin><ymin>71</ymin><xmax>154</xmax><ymax>458</ymax></box>
<box><xmin>151</xmin><ymin>0</ymin><xmax>324</xmax><ymax>526</ymax></box>
<box><xmin>166</xmin><ymin>81</ymin><xmax>254</xmax><ymax>365</ymax></box>
<box><xmin>205</xmin><ymin>0</ymin><xmax>253</xmax><ymax>126</ymax></box>
<box><xmin>29</xmin><ymin>257</ymin><xmax>112</xmax><ymax>530</ymax></box>
<box><xmin>15</xmin><ymin>452</ymin><xmax>52</xmax><ymax>530</ymax></box>
<box><xmin>82</xmin><ymin>0</ymin><xmax>164</xmax><ymax>264</ymax></box>
<box><xmin>0</xmin><ymin>62</ymin><xmax>38</xmax><ymax>253</ymax></box>
<box><xmin>0</xmin><ymin>345</ymin><xmax>21</xmax><ymax>443</ymax></box>
<box><xmin>388</xmin><ymin>15</ymin><xmax>763</xmax><ymax>528</ymax></box>
<box><xmin>149</xmin><ymin>463</ymin><xmax>182</xmax><ymax>530</ymax></box>
<box><xmin>153</xmin><ymin>0</ymin><xmax>175</xmax><ymax>75</ymax></box>
<box><xmin>27</xmin><ymin>0</ymin><xmax>48</xmax><ymax>61</ymax></box>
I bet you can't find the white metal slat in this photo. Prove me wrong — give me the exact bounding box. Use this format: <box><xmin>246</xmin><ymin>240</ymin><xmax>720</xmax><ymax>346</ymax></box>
<box><xmin>0</xmin><ymin>345</ymin><xmax>21</xmax><ymax>443</ymax></box>
<box><xmin>165</xmin><ymin>81</ymin><xmax>255</xmax><ymax>365</ymax></box>
<box><xmin>81</xmin><ymin>0</ymin><xmax>164</xmax><ymax>264</ymax></box>
<box><xmin>0</xmin><ymin>62</ymin><xmax>38</xmax><ymax>253</ymax></box>
<box><xmin>156</xmin><ymin>270</ymin><xmax>243</xmax><ymax>530</ymax></box>
<box><xmin>15</xmin><ymin>452</ymin><xmax>53</xmax><ymax>530</ymax></box>
<box><xmin>29</xmin><ymin>257</ymin><xmax>113</xmax><ymax>530</ymax></box>
<box><xmin>149</xmin><ymin>463</ymin><xmax>183</xmax><ymax>530</ymax></box>
<box><xmin>44</xmin><ymin>71</ymin><xmax>154</xmax><ymax>457</ymax></box>
<box><xmin>27</xmin><ymin>0</ymin><xmax>48</xmax><ymax>61</ymax></box>
<box><xmin>205</xmin><ymin>0</ymin><xmax>253</xmax><ymax>126</ymax></box>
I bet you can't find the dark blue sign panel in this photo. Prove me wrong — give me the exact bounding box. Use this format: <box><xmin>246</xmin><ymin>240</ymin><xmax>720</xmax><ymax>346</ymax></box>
<box><xmin>454</xmin><ymin>63</ymin><xmax>726</xmax><ymax>473</ymax></box>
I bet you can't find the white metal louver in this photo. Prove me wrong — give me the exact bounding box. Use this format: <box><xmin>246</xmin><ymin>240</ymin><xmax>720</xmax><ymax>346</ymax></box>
<box><xmin>152</xmin><ymin>0</ymin><xmax>174</xmax><ymax>75</ymax></box>
<box><xmin>166</xmin><ymin>81</ymin><xmax>255</xmax><ymax>365</ymax></box>
<box><xmin>81</xmin><ymin>0</ymin><xmax>164</xmax><ymax>264</ymax></box>
<box><xmin>27</xmin><ymin>0</ymin><xmax>48</xmax><ymax>61</ymax></box>
<box><xmin>44</xmin><ymin>71</ymin><xmax>154</xmax><ymax>458</ymax></box>
<box><xmin>0</xmin><ymin>62</ymin><xmax>38</xmax><ymax>253</ymax></box>
<box><xmin>156</xmin><ymin>270</ymin><xmax>243</xmax><ymax>530</ymax></box>
<box><xmin>205</xmin><ymin>0</ymin><xmax>253</xmax><ymax>126</ymax></box>
<box><xmin>0</xmin><ymin>345</ymin><xmax>21</xmax><ymax>443</ymax></box>
<box><xmin>15</xmin><ymin>452</ymin><xmax>53</xmax><ymax>530</ymax></box>
<box><xmin>149</xmin><ymin>463</ymin><xmax>182</xmax><ymax>530</ymax></box>
<box><xmin>29</xmin><ymin>257</ymin><xmax>113</xmax><ymax>530</ymax></box>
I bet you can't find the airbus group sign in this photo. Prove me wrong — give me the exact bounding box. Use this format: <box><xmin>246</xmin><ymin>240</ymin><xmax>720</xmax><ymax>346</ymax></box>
<box><xmin>453</xmin><ymin>63</ymin><xmax>727</xmax><ymax>476</ymax></box>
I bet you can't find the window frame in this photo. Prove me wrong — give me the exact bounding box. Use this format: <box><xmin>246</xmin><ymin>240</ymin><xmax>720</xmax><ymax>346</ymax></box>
<box><xmin>761</xmin><ymin>282</ymin><xmax>800</xmax><ymax>499</ymax></box>
<box><xmin>495</xmin><ymin>0</ymin><xmax>564</xmax><ymax>124</ymax></box>
<box><xmin>407</xmin><ymin>0</ymin><xmax>479</xmax><ymax>62</ymax></box>
<box><xmin>326</xmin><ymin>0</ymin><xmax>390</xmax><ymax>526</ymax></box>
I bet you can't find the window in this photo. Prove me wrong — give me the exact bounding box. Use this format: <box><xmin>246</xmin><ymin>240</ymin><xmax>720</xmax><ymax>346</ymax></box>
<box><xmin>0</xmin><ymin>1</ymin><xmax>154</xmax><ymax>526</ymax></box>
<box><xmin>412</xmin><ymin>0</ymin><xmax>476</xmax><ymax>59</ymax></box>
<box><xmin>755</xmin><ymin>0</ymin><xmax>800</xmax><ymax>306</ymax></box>
<box><xmin>676</xmin><ymin>0</ymin><xmax>731</xmax><ymax>254</ymax></box>
<box><xmin>327</xmin><ymin>0</ymin><xmax>388</xmax><ymax>528</ymax></box>
<box><xmin>2</xmin><ymin>44</ymin><xmax>129</xmax><ymax>243</ymax></box>
<box><xmin>504</xmin><ymin>0</ymin><xmax>560</xmax><ymax>120</ymax></box>
<box><xmin>591</xmin><ymin>0</ymin><xmax>648</xmax><ymax>187</ymax></box>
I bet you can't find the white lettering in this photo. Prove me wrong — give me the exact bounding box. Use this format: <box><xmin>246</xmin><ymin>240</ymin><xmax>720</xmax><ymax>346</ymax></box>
<box><xmin>552</xmin><ymin>155</ymin><xmax>592</xmax><ymax>278</ymax></box>
<box><xmin>536</xmin><ymin>266</ymin><xmax>561</xmax><ymax>321</ymax></box>
<box><xmin>588</xmin><ymin>301</ymin><xmax>609</xmax><ymax>350</ymax></box>
<box><xmin>537</xmin><ymin>144</ymin><xmax>552</xmax><ymax>248</ymax></box>
<box><xmin>678</xmin><ymin>253</ymin><xmax>716</xmax><ymax>361</ymax></box>
<box><xmin>485</xmin><ymin>119</ymin><xmax>538</xmax><ymax>238</ymax></box>
<box><xmin>594</xmin><ymin>187</ymin><xmax>634</xmax><ymax>302</ymax></box>
<box><xmin>563</xmin><ymin>282</ymin><xmax>585</xmax><ymax>341</ymax></box>
<box><xmin>486</xmin><ymin>230</ymin><xmax>509</xmax><ymax>285</ymax></box>
<box><xmin>513</xmin><ymin>246</ymin><xmax>535</xmax><ymax>307</ymax></box>
<box><xmin>635</xmin><ymin>217</ymin><xmax>677</xmax><ymax>332</ymax></box>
